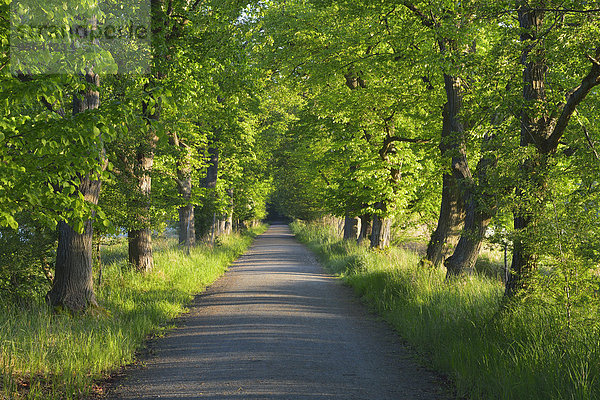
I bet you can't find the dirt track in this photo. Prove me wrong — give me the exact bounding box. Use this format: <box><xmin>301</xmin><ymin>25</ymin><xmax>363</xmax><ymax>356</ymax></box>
<box><xmin>108</xmin><ymin>224</ymin><xmax>452</xmax><ymax>399</ymax></box>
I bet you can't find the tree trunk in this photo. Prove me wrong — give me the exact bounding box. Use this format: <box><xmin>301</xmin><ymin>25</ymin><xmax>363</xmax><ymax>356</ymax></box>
<box><xmin>505</xmin><ymin>4</ymin><xmax>547</xmax><ymax>296</ymax></box>
<box><xmin>197</xmin><ymin>145</ymin><xmax>220</xmax><ymax>240</ymax></box>
<box><xmin>225</xmin><ymin>215</ymin><xmax>233</xmax><ymax>234</ymax></box>
<box><xmin>400</xmin><ymin>4</ymin><xmax>473</xmax><ymax>267</ymax></box>
<box><xmin>127</xmin><ymin>153</ymin><xmax>154</xmax><ymax>272</ymax></box>
<box><xmin>505</xmin><ymin>155</ymin><xmax>545</xmax><ymax>296</ymax></box>
<box><xmin>370</xmin><ymin>215</ymin><xmax>391</xmax><ymax>249</ymax></box>
<box><xmin>179</xmin><ymin>202</ymin><xmax>195</xmax><ymax>248</ymax></box>
<box><xmin>358</xmin><ymin>214</ymin><xmax>372</xmax><ymax>245</ymax></box>
<box><xmin>126</xmin><ymin>0</ymin><xmax>169</xmax><ymax>271</ymax></box>
<box><xmin>128</xmin><ymin>228</ymin><xmax>154</xmax><ymax>272</ymax></box>
<box><xmin>424</xmin><ymin>73</ymin><xmax>470</xmax><ymax>266</ymax></box>
<box><xmin>425</xmin><ymin>173</ymin><xmax>464</xmax><ymax>266</ymax></box>
<box><xmin>444</xmin><ymin>201</ymin><xmax>489</xmax><ymax>277</ymax></box>
<box><xmin>505</xmin><ymin>214</ymin><xmax>535</xmax><ymax>296</ymax></box>
<box><xmin>343</xmin><ymin>216</ymin><xmax>359</xmax><ymax>240</ymax></box>
<box><xmin>128</xmin><ymin>86</ymin><xmax>158</xmax><ymax>272</ymax></box>
<box><xmin>370</xmin><ymin>203</ymin><xmax>391</xmax><ymax>249</ymax></box>
<box><xmin>172</xmin><ymin>133</ymin><xmax>195</xmax><ymax>247</ymax></box>
<box><xmin>224</xmin><ymin>188</ymin><xmax>234</xmax><ymax>235</ymax></box>
<box><xmin>48</xmin><ymin>185</ymin><xmax>100</xmax><ymax>311</ymax></box>
<box><xmin>47</xmin><ymin>70</ymin><xmax>101</xmax><ymax>312</ymax></box>
<box><xmin>204</xmin><ymin>146</ymin><xmax>219</xmax><ymax>190</ymax></box>
<box><xmin>218</xmin><ymin>219</ymin><xmax>227</xmax><ymax>236</ymax></box>
<box><xmin>504</xmin><ymin>4</ymin><xmax>600</xmax><ymax>295</ymax></box>
<box><xmin>445</xmin><ymin>145</ymin><xmax>496</xmax><ymax>277</ymax></box>
<box><xmin>49</xmin><ymin>220</ymin><xmax>97</xmax><ymax>311</ymax></box>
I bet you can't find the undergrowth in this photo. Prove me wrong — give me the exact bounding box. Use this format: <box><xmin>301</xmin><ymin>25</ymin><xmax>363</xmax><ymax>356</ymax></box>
<box><xmin>291</xmin><ymin>221</ymin><xmax>600</xmax><ymax>400</ymax></box>
<box><xmin>0</xmin><ymin>226</ymin><xmax>266</xmax><ymax>399</ymax></box>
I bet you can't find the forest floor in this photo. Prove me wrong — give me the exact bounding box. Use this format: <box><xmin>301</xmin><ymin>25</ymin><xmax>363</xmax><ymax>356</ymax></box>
<box><xmin>105</xmin><ymin>224</ymin><xmax>453</xmax><ymax>400</ymax></box>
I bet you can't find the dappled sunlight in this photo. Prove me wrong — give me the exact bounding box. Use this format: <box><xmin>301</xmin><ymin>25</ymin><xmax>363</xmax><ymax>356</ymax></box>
<box><xmin>110</xmin><ymin>225</ymin><xmax>447</xmax><ymax>399</ymax></box>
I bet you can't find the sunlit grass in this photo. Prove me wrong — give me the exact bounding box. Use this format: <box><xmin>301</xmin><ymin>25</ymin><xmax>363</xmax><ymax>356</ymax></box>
<box><xmin>292</xmin><ymin>221</ymin><xmax>600</xmax><ymax>400</ymax></box>
<box><xmin>0</xmin><ymin>226</ymin><xmax>266</xmax><ymax>399</ymax></box>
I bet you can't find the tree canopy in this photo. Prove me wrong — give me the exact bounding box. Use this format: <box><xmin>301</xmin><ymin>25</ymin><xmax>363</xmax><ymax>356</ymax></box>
<box><xmin>0</xmin><ymin>0</ymin><xmax>599</xmax><ymax>319</ymax></box>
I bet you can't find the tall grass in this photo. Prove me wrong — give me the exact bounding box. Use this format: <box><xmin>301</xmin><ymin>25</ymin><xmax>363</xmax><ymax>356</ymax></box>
<box><xmin>292</xmin><ymin>221</ymin><xmax>600</xmax><ymax>400</ymax></box>
<box><xmin>0</xmin><ymin>226</ymin><xmax>266</xmax><ymax>399</ymax></box>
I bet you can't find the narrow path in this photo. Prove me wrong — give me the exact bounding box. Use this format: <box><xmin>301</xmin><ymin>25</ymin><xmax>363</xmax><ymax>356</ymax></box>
<box><xmin>108</xmin><ymin>224</ymin><xmax>452</xmax><ymax>399</ymax></box>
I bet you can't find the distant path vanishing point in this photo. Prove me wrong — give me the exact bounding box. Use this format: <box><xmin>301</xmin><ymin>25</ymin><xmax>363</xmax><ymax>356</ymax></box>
<box><xmin>108</xmin><ymin>224</ymin><xmax>452</xmax><ymax>400</ymax></box>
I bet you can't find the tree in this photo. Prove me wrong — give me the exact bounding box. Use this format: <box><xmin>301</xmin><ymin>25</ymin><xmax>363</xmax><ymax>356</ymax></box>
<box><xmin>261</xmin><ymin>0</ymin><xmax>439</xmax><ymax>248</ymax></box>
<box><xmin>505</xmin><ymin>2</ymin><xmax>600</xmax><ymax>296</ymax></box>
<box><xmin>7</xmin><ymin>0</ymin><xmax>116</xmax><ymax>311</ymax></box>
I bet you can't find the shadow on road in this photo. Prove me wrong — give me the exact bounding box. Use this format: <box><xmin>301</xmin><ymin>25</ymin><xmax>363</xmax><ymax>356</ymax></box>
<box><xmin>108</xmin><ymin>225</ymin><xmax>451</xmax><ymax>400</ymax></box>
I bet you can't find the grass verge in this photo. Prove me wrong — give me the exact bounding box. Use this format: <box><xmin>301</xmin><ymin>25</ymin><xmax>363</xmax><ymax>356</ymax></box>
<box><xmin>0</xmin><ymin>226</ymin><xmax>266</xmax><ymax>399</ymax></box>
<box><xmin>291</xmin><ymin>221</ymin><xmax>600</xmax><ymax>400</ymax></box>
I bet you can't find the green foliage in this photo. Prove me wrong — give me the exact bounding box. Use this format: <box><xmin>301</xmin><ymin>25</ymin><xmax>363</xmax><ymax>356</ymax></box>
<box><xmin>0</xmin><ymin>226</ymin><xmax>266</xmax><ymax>400</ymax></box>
<box><xmin>258</xmin><ymin>0</ymin><xmax>457</xmax><ymax>223</ymax></box>
<box><xmin>0</xmin><ymin>215</ymin><xmax>56</xmax><ymax>303</ymax></box>
<box><xmin>0</xmin><ymin>73</ymin><xmax>114</xmax><ymax>230</ymax></box>
<box><xmin>261</xmin><ymin>0</ymin><xmax>600</xmax><ymax>299</ymax></box>
<box><xmin>1</xmin><ymin>0</ymin><xmax>600</xmax><ymax>397</ymax></box>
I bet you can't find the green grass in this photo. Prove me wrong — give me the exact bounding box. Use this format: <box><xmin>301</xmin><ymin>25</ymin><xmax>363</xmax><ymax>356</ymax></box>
<box><xmin>0</xmin><ymin>226</ymin><xmax>266</xmax><ymax>399</ymax></box>
<box><xmin>291</xmin><ymin>221</ymin><xmax>600</xmax><ymax>400</ymax></box>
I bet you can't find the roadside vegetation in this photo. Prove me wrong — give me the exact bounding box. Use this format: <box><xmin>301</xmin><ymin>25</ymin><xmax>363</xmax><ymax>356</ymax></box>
<box><xmin>292</xmin><ymin>221</ymin><xmax>600</xmax><ymax>400</ymax></box>
<box><xmin>2</xmin><ymin>1</ymin><xmax>600</xmax><ymax>399</ymax></box>
<box><xmin>0</xmin><ymin>226</ymin><xmax>265</xmax><ymax>400</ymax></box>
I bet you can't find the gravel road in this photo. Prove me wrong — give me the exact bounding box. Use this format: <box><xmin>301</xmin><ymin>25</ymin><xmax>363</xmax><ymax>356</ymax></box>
<box><xmin>108</xmin><ymin>224</ymin><xmax>452</xmax><ymax>400</ymax></box>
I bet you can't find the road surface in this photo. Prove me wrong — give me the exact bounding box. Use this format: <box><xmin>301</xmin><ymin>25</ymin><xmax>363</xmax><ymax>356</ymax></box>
<box><xmin>108</xmin><ymin>224</ymin><xmax>452</xmax><ymax>399</ymax></box>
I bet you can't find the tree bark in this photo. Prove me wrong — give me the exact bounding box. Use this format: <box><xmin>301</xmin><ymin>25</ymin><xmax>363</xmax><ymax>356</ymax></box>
<box><xmin>48</xmin><ymin>184</ymin><xmax>100</xmax><ymax>311</ymax></box>
<box><xmin>179</xmin><ymin>201</ymin><xmax>195</xmax><ymax>248</ymax></box>
<box><xmin>343</xmin><ymin>215</ymin><xmax>359</xmax><ymax>240</ymax></box>
<box><xmin>505</xmin><ymin>4</ymin><xmax>547</xmax><ymax>296</ymax></box>
<box><xmin>197</xmin><ymin>145</ymin><xmax>220</xmax><ymax>241</ymax></box>
<box><xmin>505</xmin><ymin>161</ymin><xmax>543</xmax><ymax>296</ymax></box>
<box><xmin>127</xmin><ymin>137</ymin><xmax>155</xmax><ymax>272</ymax></box>
<box><xmin>171</xmin><ymin>132</ymin><xmax>195</xmax><ymax>247</ymax></box>
<box><xmin>127</xmin><ymin>166</ymin><xmax>154</xmax><ymax>272</ymax></box>
<box><xmin>218</xmin><ymin>219</ymin><xmax>227</xmax><ymax>236</ymax></box>
<box><xmin>128</xmin><ymin>228</ymin><xmax>154</xmax><ymax>271</ymax></box>
<box><xmin>128</xmin><ymin>86</ymin><xmax>158</xmax><ymax>272</ymax></box>
<box><xmin>445</xmin><ymin>143</ymin><xmax>496</xmax><ymax>277</ymax></box>
<box><xmin>358</xmin><ymin>214</ymin><xmax>372</xmax><ymax>245</ymax></box>
<box><xmin>126</xmin><ymin>0</ymin><xmax>170</xmax><ymax>271</ymax></box>
<box><xmin>204</xmin><ymin>146</ymin><xmax>219</xmax><ymax>190</ymax></box>
<box><xmin>224</xmin><ymin>188</ymin><xmax>234</xmax><ymax>235</ymax></box>
<box><xmin>128</xmin><ymin>228</ymin><xmax>153</xmax><ymax>272</ymax></box>
<box><xmin>47</xmin><ymin>70</ymin><xmax>101</xmax><ymax>312</ymax></box>
<box><xmin>425</xmin><ymin>73</ymin><xmax>470</xmax><ymax>266</ymax></box>
<box><xmin>370</xmin><ymin>202</ymin><xmax>391</xmax><ymax>249</ymax></box>
<box><xmin>425</xmin><ymin>172</ymin><xmax>463</xmax><ymax>266</ymax></box>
